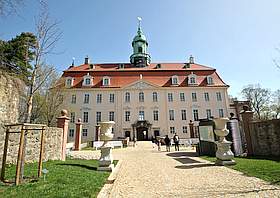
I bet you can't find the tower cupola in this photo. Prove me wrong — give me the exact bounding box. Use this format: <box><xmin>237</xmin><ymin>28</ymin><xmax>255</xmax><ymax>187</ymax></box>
<box><xmin>130</xmin><ymin>17</ymin><xmax>151</xmax><ymax>67</ymax></box>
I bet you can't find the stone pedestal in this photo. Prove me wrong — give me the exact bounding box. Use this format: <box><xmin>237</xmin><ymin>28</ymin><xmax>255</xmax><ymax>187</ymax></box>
<box><xmin>97</xmin><ymin>121</ymin><xmax>115</xmax><ymax>172</ymax></box>
<box><xmin>56</xmin><ymin>110</ymin><xmax>70</xmax><ymax>161</ymax></box>
<box><xmin>213</xmin><ymin>118</ymin><xmax>236</xmax><ymax>166</ymax></box>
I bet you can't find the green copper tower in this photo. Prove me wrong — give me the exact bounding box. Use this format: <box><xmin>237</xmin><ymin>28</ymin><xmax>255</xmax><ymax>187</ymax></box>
<box><xmin>130</xmin><ymin>17</ymin><xmax>151</xmax><ymax>67</ymax></box>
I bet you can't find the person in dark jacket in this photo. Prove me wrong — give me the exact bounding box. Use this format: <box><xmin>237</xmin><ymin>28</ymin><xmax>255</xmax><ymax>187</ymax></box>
<box><xmin>173</xmin><ymin>133</ymin><xmax>180</xmax><ymax>151</ymax></box>
<box><xmin>164</xmin><ymin>135</ymin><xmax>171</xmax><ymax>152</ymax></box>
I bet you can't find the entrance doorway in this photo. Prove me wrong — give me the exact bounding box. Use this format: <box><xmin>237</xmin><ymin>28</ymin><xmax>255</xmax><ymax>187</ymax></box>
<box><xmin>125</xmin><ymin>131</ymin><xmax>131</xmax><ymax>140</ymax></box>
<box><xmin>136</xmin><ymin>127</ymin><xmax>148</xmax><ymax>141</ymax></box>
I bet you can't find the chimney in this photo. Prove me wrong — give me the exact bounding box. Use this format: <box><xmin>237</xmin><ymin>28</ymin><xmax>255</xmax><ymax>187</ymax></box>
<box><xmin>189</xmin><ymin>55</ymin><xmax>194</xmax><ymax>64</ymax></box>
<box><xmin>84</xmin><ymin>56</ymin><xmax>90</xmax><ymax>64</ymax></box>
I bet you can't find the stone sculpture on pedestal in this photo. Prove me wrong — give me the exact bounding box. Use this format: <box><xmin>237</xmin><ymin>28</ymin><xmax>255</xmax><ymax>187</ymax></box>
<box><xmin>213</xmin><ymin>118</ymin><xmax>236</xmax><ymax>166</ymax></box>
<box><xmin>97</xmin><ymin>121</ymin><xmax>115</xmax><ymax>171</ymax></box>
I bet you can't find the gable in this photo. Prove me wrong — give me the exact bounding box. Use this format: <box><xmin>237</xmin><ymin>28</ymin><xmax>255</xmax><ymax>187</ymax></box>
<box><xmin>123</xmin><ymin>80</ymin><xmax>161</xmax><ymax>90</ymax></box>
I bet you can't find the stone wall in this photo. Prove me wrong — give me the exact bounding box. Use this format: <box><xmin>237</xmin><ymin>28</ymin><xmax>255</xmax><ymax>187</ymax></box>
<box><xmin>0</xmin><ymin>126</ymin><xmax>63</xmax><ymax>168</ymax></box>
<box><xmin>249</xmin><ymin>119</ymin><xmax>280</xmax><ymax>156</ymax></box>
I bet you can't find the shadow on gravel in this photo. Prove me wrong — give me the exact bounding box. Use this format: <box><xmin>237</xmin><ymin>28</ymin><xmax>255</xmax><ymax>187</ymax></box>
<box><xmin>175</xmin><ymin>163</ymin><xmax>215</xmax><ymax>169</ymax></box>
<box><xmin>166</xmin><ymin>152</ymin><xmax>198</xmax><ymax>157</ymax></box>
<box><xmin>173</xmin><ymin>157</ymin><xmax>201</xmax><ymax>164</ymax></box>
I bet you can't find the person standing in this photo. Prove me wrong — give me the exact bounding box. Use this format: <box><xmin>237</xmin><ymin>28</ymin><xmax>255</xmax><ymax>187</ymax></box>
<box><xmin>164</xmin><ymin>135</ymin><xmax>171</xmax><ymax>152</ymax></box>
<box><xmin>157</xmin><ymin>138</ymin><xmax>161</xmax><ymax>151</ymax></box>
<box><xmin>173</xmin><ymin>133</ymin><xmax>180</xmax><ymax>151</ymax></box>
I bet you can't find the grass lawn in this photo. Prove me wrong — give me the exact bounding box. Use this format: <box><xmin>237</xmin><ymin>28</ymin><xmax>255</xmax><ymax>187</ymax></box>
<box><xmin>201</xmin><ymin>156</ymin><xmax>280</xmax><ymax>185</ymax></box>
<box><xmin>0</xmin><ymin>159</ymin><xmax>112</xmax><ymax>198</ymax></box>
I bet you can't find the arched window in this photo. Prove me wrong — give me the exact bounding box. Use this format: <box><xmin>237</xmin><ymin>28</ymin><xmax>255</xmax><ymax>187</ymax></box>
<box><xmin>153</xmin><ymin>92</ymin><xmax>158</xmax><ymax>102</ymax></box>
<box><xmin>138</xmin><ymin>47</ymin><xmax>143</xmax><ymax>53</ymax></box>
<box><xmin>171</xmin><ymin>75</ymin><xmax>179</xmax><ymax>85</ymax></box>
<box><xmin>139</xmin><ymin>92</ymin><xmax>144</xmax><ymax>102</ymax></box>
<box><xmin>207</xmin><ymin>76</ymin><xmax>213</xmax><ymax>85</ymax></box>
<box><xmin>188</xmin><ymin>73</ymin><xmax>197</xmax><ymax>85</ymax></box>
<box><xmin>102</xmin><ymin>76</ymin><xmax>110</xmax><ymax>86</ymax></box>
<box><xmin>82</xmin><ymin>73</ymin><xmax>93</xmax><ymax>86</ymax></box>
<box><xmin>125</xmin><ymin>92</ymin><xmax>130</xmax><ymax>102</ymax></box>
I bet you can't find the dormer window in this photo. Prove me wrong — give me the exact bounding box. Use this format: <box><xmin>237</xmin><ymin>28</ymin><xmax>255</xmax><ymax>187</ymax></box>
<box><xmin>82</xmin><ymin>73</ymin><xmax>93</xmax><ymax>86</ymax></box>
<box><xmin>207</xmin><ymin>76</ymin><xmax>213</xmax><ymax>85</ymax></box>
<box><xmin>102</xmin><ymin>76</ymin><xmax>110</xmax><ymax>86</ymax></box>
<box><xmin>188</xmin><ymin>73</ymin><xmax>197</xmax><ymax>85</ymax></box>
<box><xmin>65</xmin><ymin>77</ymin><xmax>73</xmax><ymax>87</ymax></box>
<box><xmin>171</xmin><ymin>75</ymin><xmax>179</xmax><ymax>85</ymax></box>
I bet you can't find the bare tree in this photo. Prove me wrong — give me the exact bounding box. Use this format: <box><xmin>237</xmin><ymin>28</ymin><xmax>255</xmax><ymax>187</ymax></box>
<box><xmin>0</xmin><ymin>0</ymin><xmax>23</xmax><ymax>16</ymax></box>
<box><xmin>271</xmin><ymin>89</ymin><xmax>280</xmax><ymax>119</ymax></box>
<box><xmin>24</xmin><ymin>1</ymin><xmax>62</xmax><ymax>123</ymax></box>
<box><xmin>241</xmin><ymin>84</ymin><xmax>271</xmax><ymax>120</ymax></box>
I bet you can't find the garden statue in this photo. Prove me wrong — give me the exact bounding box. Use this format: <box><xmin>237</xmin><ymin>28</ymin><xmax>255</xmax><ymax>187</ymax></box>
<box><xmin>213</xmin><ymin>118</ymin><xmax>236</xmax><ymax>165</ymax></box>
<box><xmin>97</xmin><ymin>121</ymin><xmax>115</xmax><ymax>171</ymax></box>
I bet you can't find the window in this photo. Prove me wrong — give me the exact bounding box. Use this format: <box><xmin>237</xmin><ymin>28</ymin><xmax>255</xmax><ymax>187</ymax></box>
<box><xmin>109</xmin><ymin>111</ymin><xmax>115</xmax><ymax>121</ymax></box>
<box><xmin>206</xmin><ymin>109</ymin><xmax>212</xmax><ymax>119</ymax></box>
<box><xmin>193</xmin><ymin>109</ymin><xmax>199</xmax><ymax>121</ymax></box>
<box><xmin>71</xmin><ymin>95</ymin><xmax>76</xmax><ymax>104</ymax></box>
<box><xmin>192</xmin><ymin>93</ymin><xmax>197</xmax><ymax>102</ymax></box>
<box><xmin>168</xmin><ymin>93</ymin><xmax>173</xmax><ymax>102</ymax></box>
<box><xmin>169</xmin><ymin>110</ymin><xmax>175</xmax><ymax>121</ymax></box>
<box><xmin>139</xmin><ymin>92</ymin><xmax>144</xmax><ymax>102</ymax></box>
<box><xmin>125</xmin><ymin>111</ymin><xmax>130</xmax><ymax>122</ymax></box>
<box><xmin>183</xmin><ymin>126</ymin><xmax>188</xmax><ymax>133</ymax></box>
<box><xmin>112</xmin><ymin>128</ymin><xmax>114</xmax><ymax>134</ymax></box>
<box><xmin>219</xmin><ymin>109</ymin><xmax>224</xmax><ymax>117</ymax></box>
<box><xmin>70</xmin><ymin>112</ymin><xmax>75</xmax><ymax>123</ymax></box>
<box><xmin>69</xmin><ymin>129</ymin><xmax>74</xmax><ymax>137</ymax></box>
<box><xmin>139</xmin><ymin>111</ymin><xmax>144</xmax><ymax>121</ymax></box>
<box><xmin>82</xmin><ymin>129</ymin><xmax>88</xmax><ymax>137</ymax></box>
<box><xmin>204</xmin><ymin>92</ymin><xmax>210</xmax><ymax>101</ymax></box>
<box><xmin>180</xmin><ymin>93</ymin><xmax>185</xmax><ymax>102</ymax></box>
<box><xmin>171</xmin><ymin>75</ymin><xmax>179</xmax><ymax>85</ymax></box>
<box><xmin>96</xmin><ymin>112</ymin><xmax>101</xmax><ymax>123</ymax></box>
<box><xmin>82</xmin><ymin>73</ymin><xmax>92</xmax><ymax>86</ymax></box>
<box><xmin>138</xmin><ymin>47</ymin><xmax>143</xmax><ymax>53</ymax></box>
<box><xmin>83</xmin><ymin>112</ymin><xmax>89</xmax><ymax>123</ymax></box>
<box><xmin>84</xmin><ymin>94</ymin><xmax>90</xmax><ymax>104</ymax></box>
<box><xmin>102</xmin><ymin>76</ymin><xmax>110</xmax><ymax>86</ymax></box>
<box><xmin>66</xmin><ymin>78</ymin><xmax>73</xmax><ymax>87</ymax></box>
<box><xmin>207</xmin><ymin>76</ymin><xmax>213</xmax><ymax>85</ymax></box>
<box><xmin>188</xmin><ymin>73</ymin><xmax>197</xmax><ymax>85</ymax></box>
<box><xmin>125</xmin><ymin>92</ymin><xmax>130</xmax><ymax>103</ymax></box>
<box><xmin>170</xmin><ymin>127</ymin><xmax>175</xmax><ymax>134</ymax></box>
<box><xmin>181</xmin><ymin>110</ymin><xmax>187</xmax><ymax>120</ymax></box>
<box><xmin>216</xmin><ymin>92</ymin><xmax>222</xmax><ymax>101</ymax></box>
<box><xmin>153</xmin><ymin>110</ymin><xmax>159</xmax><ymax>121</ymax></box>
<box><xmin>85</xmin><ymin>78</ymin><xmax>91</xmax><ymax>85</ymax></box>
<box><xmin>153</xmin><ymin>92</ymin><xmax>158</xmax><ymax>102</ymax></box>
<box><xmin>97</xmin><ymin>94</ymin><xmax>102</xmax><ymax>103</ymax></box>
<box><xmin>109</xmin><ymin>93</ymin><xmax>115</xmax><ymax>103</ymax></box>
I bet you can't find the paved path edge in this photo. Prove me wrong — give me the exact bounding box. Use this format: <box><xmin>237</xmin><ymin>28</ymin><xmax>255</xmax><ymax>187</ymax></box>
<box><xmin>97</xmin><ymin>159</ymin><xmax>123</xmax><ymax>198</ymax></box>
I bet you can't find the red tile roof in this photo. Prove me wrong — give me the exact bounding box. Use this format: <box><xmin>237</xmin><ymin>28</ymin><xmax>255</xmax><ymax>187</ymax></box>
<box><xmin>62</xmin><ymin>62</ymin><xmax>228</xmax><ymax>88</ymax></box>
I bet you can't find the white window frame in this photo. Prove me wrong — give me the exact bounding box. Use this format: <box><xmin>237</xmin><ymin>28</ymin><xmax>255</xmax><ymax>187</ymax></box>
<box><xmin>181</xmin><ymin>109</ymin><xmax>187</xmax><ymax>120</ymax></box>
<box><xmin>204</xmin><ymin>92</ymin><xmax>210</xmax><ymax>101</ymax></box>
<box><xmin>152</xmin><ymin>92</ymin><xmax>158</xmax><ymax>102</ymax></box>
<box><xmin>139</xmin><ymin>92</ymin><xmax>144</xmax><ymax>102</ymax></box>
<box><xmin>169</xmin><ymin>109</ymin><xmax>175</xmax><ymax>121</ymax></box>
<box><xmin>70</xmin><ymin>112</ymin><xmax>75</xmax><ymax>123</ymax></box>
<box><xmin>153</xmin><ymin>110</ymin><xmax>159</xmax><ymax>121</ymax></box>
<box><xmin>96</xmin><ymin>112</ymin><xmax>101</xmax><ymax>123</ymax></box>
<box><xmin>193</xmin><ymin>109</ymin><xmax>199</xmax><ymax>121</ymax></box>
<box><xmin>180</xmin><ymin>93</ymin><xmax>185</xmax><ymax>102</ymax></box>
<box><xmin>65</xmin><ymin>77</ymin><xmax>74</xmax><ymax>87</ymax></box>
<box><xmin>102</xmin><ymin>76</ymin><xmax>110</xmax><ymax>86</ymax></box>
<box><xmin>188</xmin><ymin>73</ymin><xmax>197</xmax><ymax>85</ymax></box>
<box><xmin>109</xmin><ymin>111</ymin><xmax>115</xmax><ymax>121</ymax></box>
<box><xmin>168</xmin><ymin>93</ymin><xmax>173</xmax><ymax>102</ymax></box>
<box><xmin>218</xmin><ymin>109</ymin><xmax>224</xmax><ymax>118</ymax></box>
<box><xmin>206</xmin><ymin>109</ymin><xmax>212</xmax><ymax>119</ymax></box>
<box><xmin>216</xmin><ymin>92</ymin><xmax>222</xmax><ymax>101</ymax></box>
<box><xmin>170</xmin><ymin>127</ymin><xmax>175</xmax><ymax>134</ymax></box>
<box><xmin>125</xmin><ymin>92</ymin><xmax>130</xmax><ymax>103</ymax></box>
<box><xmin>207</xmin><ymin>76</ymin><xmax>213</xmax><ymax>85</ymax></box>
<box><xmin>192</xmin><ymin>93</ymin><xmax>197</xmax><ymax>102</ymax></box>
<box><xmin>83</xmin><ymin>112</ymin><xmax>89</xmax><ymax>123</ymax></box>
<box><xmin>82</xmin><ymin>128</ymin><xmax>88</xmax><ymax>137</ymax></box>
<box><xmin>69</xmin><ymin>129</ymin><xmax>74</xmax><ymax>137</ymax></box>
<box><xmin>97</xmin><ymin>94</ymin><xmax>102</xmax><ymax>103</ymax></box>
<box><xmin>71</xmin><ymin>94</ymin><xmax>76</xmax><ymax>104</ymax></box>
<box><xmin>139</xmin><ymin>111</ymin><xmax>145</xmax><ymax>121</ymax></box>
<box><xmin>109</xmin><ymin>93</ymin><xmax>115</xmax><ymax>103</ymax></box>
<box><xmin>183</xmin><ymin>126</ymin><xmax>188</xmax><ymax>133</ymax></box>
<box><xmin>84</xmin><ymin>93</ymin><xmax>90</xmax><ymax>104</ymax></box>
<box><xmin>171</xmin><ymin>75</ymin><xmax>179</xmax><ymax>85</ymax></box>
<box><xmin>125</xmin><ymin>111</ymin><xmax>130</xmax><ymax>122</ymax></box>
<box><xmin>82</xmin><ymin>73</ymin><xmax>93</xmax><ymax>86</ymax></box>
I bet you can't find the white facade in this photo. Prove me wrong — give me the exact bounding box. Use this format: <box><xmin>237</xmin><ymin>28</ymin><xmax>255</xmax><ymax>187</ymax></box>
<box><xmin>63</xmin><ymin>80</ymin><xmax>230</xmax><ymax>142</ymax></box>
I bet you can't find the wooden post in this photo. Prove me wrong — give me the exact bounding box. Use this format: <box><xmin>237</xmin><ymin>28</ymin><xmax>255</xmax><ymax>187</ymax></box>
<box><xmin>15</xmin><ymin>125</ymin><xmax>25</xmax><ymax>185</ymax></box>
<box><xmin>0</xmin><ymin>128</ymin><xmax>10</xmax><ymax>181</ymax></box>
<box><xmin>38</xmin><ymin>127</ymin><xmax>45</xmax><ymax>177</ymax></box>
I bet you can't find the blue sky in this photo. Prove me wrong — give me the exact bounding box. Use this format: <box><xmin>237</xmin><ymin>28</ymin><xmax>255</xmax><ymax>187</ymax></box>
<box><xmin>1</xmin><ymin>0</ymin><xmax>280</xmax><ymax>98</ymax></box>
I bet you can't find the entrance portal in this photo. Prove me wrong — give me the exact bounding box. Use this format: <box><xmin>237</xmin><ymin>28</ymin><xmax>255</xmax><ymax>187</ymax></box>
<box><xmin>136</xmin><ymin>127</ymin><xmax>148</xmax><ymax>141</ymax></box>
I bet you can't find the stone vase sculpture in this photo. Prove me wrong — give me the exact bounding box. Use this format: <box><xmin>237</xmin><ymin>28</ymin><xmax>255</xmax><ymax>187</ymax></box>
<box><xmin>213</xmin><ymin>118</ymin><xmax>236</xmax><ymax>166</ymax></box>
<box><xmin>97</xmin><ymin>121</ymin><xmax>115</xmax><ymax>171</ymax></box>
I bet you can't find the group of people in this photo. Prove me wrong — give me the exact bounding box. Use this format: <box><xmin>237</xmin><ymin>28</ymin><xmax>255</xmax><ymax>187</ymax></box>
<box><xmin>151</xmin><ymin>133</ymin><xmax>180</xmax><ymax>152</ymax></box>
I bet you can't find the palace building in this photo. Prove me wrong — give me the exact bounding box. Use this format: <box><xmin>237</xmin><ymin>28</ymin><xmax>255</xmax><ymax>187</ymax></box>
<box><xmin>61</xmin><ymin>22</ymin><xmax>230</xmax><ymax>142</ymax></box>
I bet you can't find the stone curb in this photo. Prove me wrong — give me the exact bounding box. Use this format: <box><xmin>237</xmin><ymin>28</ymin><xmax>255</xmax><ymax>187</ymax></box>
<box><xmin>97</xmin><ymin>159</ymin><xmax>123</xmax><ymax>198</ymax></box>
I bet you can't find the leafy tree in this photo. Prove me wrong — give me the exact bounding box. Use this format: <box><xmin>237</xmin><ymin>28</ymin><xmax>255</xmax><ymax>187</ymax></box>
<box><xmin>241</xmin><ymin>84</ymin><xmax>271</xmax><ymax>120</ymax></box>
<box><xmin>0</xmin><ymin>32</ymin><xmax>36</xmax><ymax>83</ymax></box>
